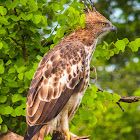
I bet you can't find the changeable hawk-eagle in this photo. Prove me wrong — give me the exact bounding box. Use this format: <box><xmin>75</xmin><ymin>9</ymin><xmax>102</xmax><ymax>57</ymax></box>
<box><xmin>24</xmin><ymin>1</ymin><xmax>117</xmax><ymax>140</ymax></box>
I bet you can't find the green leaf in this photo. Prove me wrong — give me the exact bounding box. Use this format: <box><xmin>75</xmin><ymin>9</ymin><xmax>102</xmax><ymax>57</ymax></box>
<box><xmin>15</xmin><ymin>106</ymin><xmax>24</xmax><ymax>116</ymax></box>
<box><xmin>41</xmin><ymin>16</ymin><xmax>47</xmax><ymax>26</ymax></box>
<box><xmin>12</xmin><ymin>0</ymin><xmax>19</xmax><ymax>8</ymax></box>
<box><xmin>106</xmin><ymin>53</ymin><xmax>110</xmax><ymax>60</ymax></box>
<box><xmin>91</xmin><ymin>85</ymin><xmax>98</xmax><ymax>92</ymax></box>
<box><xmin>18</xmin><ymin>73</ymin><xmax>24</xmax><ymax>80</ymax></box>
<box><xmin>44</xmin><ymin>136</ymin><xmax>52</xmax><ymax>140</ymax></box>
<box><xmin>10</xmin><ymin>15</ymin><xmax>21</xmax><ymax>21</ymax></box>
<box><xmin>115</xmin><ymin>40</ymin><xmax>125</xmax><ymax>51</ymax></box>
<box><xmin>36</xmin><ymin>55</ymin><xmax>43</xmax><ymax>61</ymax></box>
<box><xmin>100</xmin><ymin>49</ymin><xmax>107</xmax><ymax>57</ymax></box>
<box><xmin>8</xmin><ymin>67</ymin><xmax>16</xmax><ymax>74</ymax></box>
<box><xmin>0</xmin><ymin>115</ymin><xmax>3</xmax><ymax>124</ymax></box>
<box><xmin>91</xmin><ymin>115</ymin><xmax>97</xmax><ymax>125</ymax></box>
<box><xmin>56</xmin><ymin>26</ymin><xmax>66</xmax><ymax>38</ymax></box>
<box><xmin>121</xmin><ymin>126</ymin><xmax>132</xmax><ymax>134</ymax></box>
<box><xmin>29</xmin><ymin>1</ymin><xmax>38</xmax><ymax>12</ymax></box>
<box><xmin>12</xmin><ymin>94</ymin><xmax>22</xmax><ymax>103</ymax></box>
<box><xmin>93</xmin><ymin>49</ymin><xmax>100</xmax><ymax>57</ymax></box>
<box><xmin>5</xmin><ymin>60</ymin><xmax>11</xmax><ymax>65</ymax></box>
<box><xmin>1</xmin><ymin>125</ymin><xmax>7</xmax><ymax>133</ymax></box>
<box><xmin>25</xmin><ymin>69</ymin><xmax>34</xmax><ymax>80</ymax></box>
<box><xmin>133</xmin><ymin>89</ymin><xmax>140</xmax><ymax>96</ymax></box>
<box><xmin>20</xmin><ymin>122</ymin><xmax>27</xmax><ymax>133</ymax></box>
<box><xmin>0</xmin><ymin>95</ymin><xmax>7</xmax><ymax>103</ymax></box>
<box><xmin>57</xmin><ymin>15</ymin><xmax>67</xmax><ymax>26</ymax></box>
<box><xmin>86</xmin><ymin>98</ymin><xmax>94</xmax><ymax>107</ymax></box>
<box><xmin>5</xmin><ymin>106</ymin><xmax>13</xmax><ymax>114</ymax></box>
<box><xmin>80</xmin><ymin>14</ymin><xmax>85</xmax><ymax>28</ymax></box>
<box><xmin>123</xmin><ymin>38</ymin><xmax>129</xmax><ymax>45</ymax></box>
<box><xmin>0</xmin><ymin>42</ymin><xmax>3</xmax><ymax>49</ymax></box>
<box><xmin>103</xmin><ymin>41</ymin><xmax>109</xmax><ymax>46</ymax></box>
<box><xmin>129</xmin><ymin>41</ymin><xmax>139</xmax><ymax>52</ymax></box>
<box><xmin>17</xmin><ymin>66</ymin><xmax>26</xmax><ymax>73</ymax></box>
<box><xmin>51</xmin><ymin>3</ymin><xmax>60</xmax><ymax>12</ymax></box>
<box><xmin>0</xmin><ymin>87</ymin><xmax>9</xmax><ymax>94</ymax></box>
<box><xmin>0</xmin><ymin>66</ymin><xmax>5</xmax><ymax>74</ymax></box>
<box><xmin>20</xmin><ymin>0</ymin><xmax>27</xmax><ymax>6</ymax></box>
<box><xmin>6</xmin><ymin>81</ymin><xmax>19</xmax><ymax>87</ymax></box>
<box><xmin>97</xmin><ymin>91</ymin><xmax>106</xmax><ymax>101</ymax></box>
<box><xmin>0</xmin><ymin>28</ymin><xmax>6</xmax><ymax>35</ymax></box>
<box><xmin>32</xmin><ymin>15</ymin><xmax>42</xmax><ymax>24</ymax></box>
<box><xmin>96</xmin><ymin>101</ymin><xmax>104</xmax><ymax>110</ymax></box>
<box><xmin>68</xmin><ymin>6</ymin><xmax>75</xmax><ymax>13</ymax></box>
<box><xmin>110</xmin><ymin>50</ymin><xmax>114</xmax><ymax>56</ymax></box>
<box><xmin>0</xmin><ymin>16</ymin><xmax>9</xmax><ymax>25</ymax></box>
<box><xmin>11</xmin><ymin>110</ymin><xmax>16</xmax><ymax>117</ymax></box>
<box><xmin>79</xmin><ymin>109</ymin><xmax>92</xmax><ymax>120</ymax></box>
<box><xmin>18</xmin><ymin>88</ymin><xmax>24</xmax><ymax>93</ymax></box>
<box><xmin>0</xmin><ymin>59</ymin><xmax>3</xmax><ymax>66</ymax></box>
<box><xmin>104</xmin><ymin>91</ymin><xmax>112</xmax><ymax>101</ymax></box>
<box><xmin>80</xmin><ymin>14</ymin><xmax>85</xmax><ymax>24</ymax></box>
<box><xmin>135</xmin><ymin>38</ymin><xmax>140</xmax><ymax>44</ymax></box>
<box><xmin>0</xmin><ymin>77</ymin><xmax>2</xmax><ymax>84</ymax></box>
<box><xmin>26</xmin><ymin>13</ymin><xmax>33</xmax><ymax>20</ymax></box>
<box><xmin>112</xmin><ymin>94</ymin><xmax>121</xmax><ymax>103</ymax></box>
<box><xmin>114</xmin><ymin>47</ymin><xmax>120</xmax><ymax>54</ymax></box>
<box><xmin>0</xmin><ymin>105</ymin><xmax>5</xmax><ymax>115</ymax></box>
<box><xmin>21</xmin><ymin>13</ymin><xmax>33</xmax><ymax>21</ymax></box>
<box><xmin>61</xmin><ymin>0</ymin><xmax>66</xmax><ymax>5</ymax></box>
<box><xmin>0</xmin><ymin>6</ymin><xmax>7</xmax><ymax>16</ymax></box>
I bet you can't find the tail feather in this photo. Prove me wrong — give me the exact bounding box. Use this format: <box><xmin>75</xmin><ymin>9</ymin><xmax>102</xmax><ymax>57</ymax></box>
<box><xmin>24</xmin><ymin>125</ymin><xmax>46</xmax><ymax>140</ymax></box>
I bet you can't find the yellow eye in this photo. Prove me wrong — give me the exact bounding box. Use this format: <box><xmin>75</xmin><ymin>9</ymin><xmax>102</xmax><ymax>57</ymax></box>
<box><xmin>102</xmin><ymin>23</ymin><xmax>106</xmax><ymax>27</ymax></box>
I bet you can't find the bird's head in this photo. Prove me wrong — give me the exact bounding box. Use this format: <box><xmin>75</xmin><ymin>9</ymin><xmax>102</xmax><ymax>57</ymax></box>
<box><xmin>83</xmin><ymin>0</ymin><xmax>117</xmax><ymax>38</ymax></box>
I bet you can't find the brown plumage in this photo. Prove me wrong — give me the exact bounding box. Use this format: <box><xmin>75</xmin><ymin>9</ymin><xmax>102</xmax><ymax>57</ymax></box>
<box><xmin>24</xmin><ymin>1</ymin><xmax>117</xmax><ymax>140</ymax></box>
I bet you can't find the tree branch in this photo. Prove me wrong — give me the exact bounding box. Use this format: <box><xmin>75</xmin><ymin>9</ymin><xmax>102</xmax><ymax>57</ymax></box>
<box><xmin>97</xmin><ymin>88</ymin><xmax>140</xmax><ymax>103</ymax></box>
<box><xmin>0</xmin><ymin>130</ymin><xmax>23</xmax><ymax>140</ymax></box>
<box><xmin>97</xmin><ymin>88</ymin><xmax>140</xmax><ymax>112</ymax></box>
<box><xmin>51</xmin><ymin>131</ymin><xmax>90</xmax><ymax>140</ymax></box>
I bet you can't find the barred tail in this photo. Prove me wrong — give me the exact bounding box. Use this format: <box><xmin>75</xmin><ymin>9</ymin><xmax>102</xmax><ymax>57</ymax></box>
<box><xmin>24</xmin><ymin>125</ymin><xmax>47</xmax><ymax>140</ymax></box>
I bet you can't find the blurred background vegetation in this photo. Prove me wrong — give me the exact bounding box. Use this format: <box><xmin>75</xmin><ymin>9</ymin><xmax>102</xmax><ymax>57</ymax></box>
<box><xmin>0</xmin><ymin>0</ymin><xmax>140</xmax><ymax>140</ymax></box>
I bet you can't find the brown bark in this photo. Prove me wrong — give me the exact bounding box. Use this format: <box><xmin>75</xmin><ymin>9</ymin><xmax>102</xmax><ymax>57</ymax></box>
<box><xmin>0</xmin><ymin>130</ymin><xmax>23</xmax><ymax>140</ymax></box>
<box><xmin>51</xmin><ymin>131</ymin><xmax>90</xmax><ymax>140</ymax></box>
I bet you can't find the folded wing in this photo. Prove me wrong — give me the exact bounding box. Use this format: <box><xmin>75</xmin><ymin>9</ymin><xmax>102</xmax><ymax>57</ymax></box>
<box><xmin>26</xmin><ymin>42</ymin><xmax>86</xmax><ymax>127</ymax></box>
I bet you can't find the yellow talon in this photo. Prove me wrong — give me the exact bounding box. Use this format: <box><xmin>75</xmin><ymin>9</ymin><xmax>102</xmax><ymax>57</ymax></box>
<box><xmin>65</xmin><ymin>131</ymin><xmax>70</xmax><ymax>140</ymax></box>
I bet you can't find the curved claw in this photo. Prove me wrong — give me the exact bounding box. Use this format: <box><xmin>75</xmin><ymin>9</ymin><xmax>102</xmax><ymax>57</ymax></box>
<box><xmin>65</xmin><ymin>131</ymin><xmax>71</xmax><ymax>140</ymax></box>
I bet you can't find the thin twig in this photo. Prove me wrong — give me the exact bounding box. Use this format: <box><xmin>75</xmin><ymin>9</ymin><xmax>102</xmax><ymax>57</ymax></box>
<box><xmin>116</xmin><ymin>102</ymin><xmax>124</xmax><ymax>112</ymax></box>
<box><xmin>6</xmin><ymin>29</ymin><xmax>20</xmax><ymax>45</ymax></box>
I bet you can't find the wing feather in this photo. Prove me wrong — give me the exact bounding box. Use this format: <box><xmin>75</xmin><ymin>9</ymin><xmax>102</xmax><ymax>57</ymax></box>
<box><xmin>26</xmin><ymin>42</ymin><xmax>86</xmax><ymax>127</ymax></box>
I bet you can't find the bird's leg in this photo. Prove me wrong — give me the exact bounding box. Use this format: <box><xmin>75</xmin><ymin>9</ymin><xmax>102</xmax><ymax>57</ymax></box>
<box><xmin>61</xmin><ymin>110</ymin><xmax>71</xmax><ymax>140</ymax></box>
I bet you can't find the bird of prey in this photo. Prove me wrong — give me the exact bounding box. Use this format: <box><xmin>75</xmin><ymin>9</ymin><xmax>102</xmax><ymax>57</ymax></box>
<box><xmin>24</xmin><ymin>1</ymin><xmax>117</xmax><ymax>140</ymax></box>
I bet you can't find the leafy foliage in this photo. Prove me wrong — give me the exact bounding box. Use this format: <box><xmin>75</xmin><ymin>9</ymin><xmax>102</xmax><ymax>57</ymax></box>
<box><xmin>0</xmin><ymin>0</ymin><xmax>140</xmax><ymax>140</ymax></box>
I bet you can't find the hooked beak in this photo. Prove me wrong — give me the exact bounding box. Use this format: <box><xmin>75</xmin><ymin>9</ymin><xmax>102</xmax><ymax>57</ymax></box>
<box><xmin>110</xmin><ymin>25</ymin><xmax>117</xmax><ymax>33</ymax></box>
